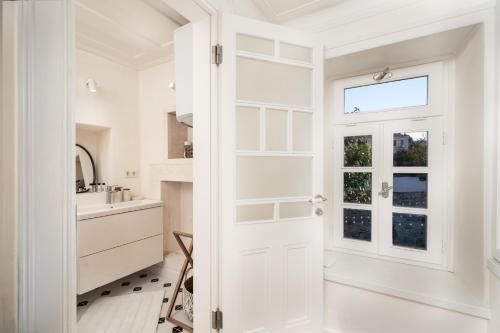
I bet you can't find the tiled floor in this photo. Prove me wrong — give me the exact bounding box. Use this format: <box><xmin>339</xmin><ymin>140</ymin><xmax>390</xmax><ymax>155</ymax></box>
<box><xmin>77</xmin><ymin>260</ymin><xmax>192</xmax><ymax>333</ymax></box>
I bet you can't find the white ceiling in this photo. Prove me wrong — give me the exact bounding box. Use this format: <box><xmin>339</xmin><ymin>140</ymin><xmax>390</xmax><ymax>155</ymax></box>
<box><xmin>325</xmin><ymin>25</ymin><xmax>478</xmax><ymax>79</ymax></box>
<box><xmin>253</xmin><ymin>0</ymin><xmax>347</xmax><ymax>22</ymax></box>
<box><xmin>75</xmin><ymin>0</ymin><xmax>188</xmax><ymax>70</ymax></box>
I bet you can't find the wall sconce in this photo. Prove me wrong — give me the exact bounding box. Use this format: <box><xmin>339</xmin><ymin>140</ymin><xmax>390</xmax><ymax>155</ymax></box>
<box><xmin>86</xmin><ymin>78</ymin><xmax>98</xmax><ymax>93</ymax></box>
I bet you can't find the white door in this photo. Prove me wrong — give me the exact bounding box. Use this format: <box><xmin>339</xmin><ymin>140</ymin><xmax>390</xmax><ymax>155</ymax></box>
<box><xmin>219</xmin><ymin>14</ymin><xmax>324</xmax><ymax>333</ymax></box>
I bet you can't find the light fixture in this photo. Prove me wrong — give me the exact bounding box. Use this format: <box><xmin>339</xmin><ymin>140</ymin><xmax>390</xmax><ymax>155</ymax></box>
<box><xmin>86</xmin><ymin>78</ymin><xmax>97</xmax><ymax>93</ymax></box>
<box><xmin>373</xmin><ymin>67</ymin><xmax>392</xmax><ymax>82</ymax></box>
<box><xmin>169</xmin><ymin>81</ymin><xmax>176</xmax><ymax>91</ymax></box>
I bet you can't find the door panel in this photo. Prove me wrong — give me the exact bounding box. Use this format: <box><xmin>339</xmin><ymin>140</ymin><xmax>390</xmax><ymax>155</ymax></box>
<box><xmin>220</xmin><ymin>14</ymin><xmax>324</xmax><ymax>333</ymax></box>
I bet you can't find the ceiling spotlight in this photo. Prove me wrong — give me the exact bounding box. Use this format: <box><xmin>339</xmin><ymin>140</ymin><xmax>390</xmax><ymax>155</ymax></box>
<box><xmin>86</xmin><ymin>78</ymin><xmax>97</xmax><ymax>93</ymax></box>
<box><xmin>373</xmin><ymin>67</ymin><xmax>392</xmax><ymax>82</ymax></box>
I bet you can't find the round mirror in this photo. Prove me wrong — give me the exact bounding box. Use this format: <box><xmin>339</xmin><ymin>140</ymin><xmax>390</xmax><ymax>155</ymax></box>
<box><xmin>75</xmin><ymin>144</ymin><xmax>96</xmax><ymax>193</ymax></box>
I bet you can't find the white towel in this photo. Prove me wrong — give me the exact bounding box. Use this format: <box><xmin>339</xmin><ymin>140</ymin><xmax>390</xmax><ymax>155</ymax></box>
<box><xmin>78</xmin><ymin>290</ymin><xmax>165</xmax><ymax>333</ymax></box>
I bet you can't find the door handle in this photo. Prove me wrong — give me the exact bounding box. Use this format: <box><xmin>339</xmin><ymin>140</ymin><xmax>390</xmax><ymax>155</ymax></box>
<box><xmin>309</xmin><ymin>195</ymin><xmax>327</xmax><ymax>204</ymax></box>
<box><xmin>378</xmin><ymin>182</ymin><xmax>393</xmax><ymax>198</ymax></box>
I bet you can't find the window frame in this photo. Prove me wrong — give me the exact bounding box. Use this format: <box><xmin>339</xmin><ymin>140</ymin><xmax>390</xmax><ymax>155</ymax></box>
<box><xmin>330</xmin><ymin>61</ymin><xmax>451</xmax><ymax>270</ymax></box>
<box><xmin>331</xmin><ymin>62</ymin><xmax>445</xmax><ymax>125</ymax></box>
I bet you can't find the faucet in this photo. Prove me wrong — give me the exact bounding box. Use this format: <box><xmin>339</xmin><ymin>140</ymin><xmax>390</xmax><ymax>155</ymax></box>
<box><xmin>106</xmin><ymin>185</ymin><xmax>114</xmax><ymax>204</ymax></box>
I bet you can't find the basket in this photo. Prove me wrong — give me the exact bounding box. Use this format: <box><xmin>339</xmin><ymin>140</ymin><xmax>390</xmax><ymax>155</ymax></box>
<box><xmin>182</xmin><ymin>266</ymin><xmax>194</xmax><ymax>321</ymax></box>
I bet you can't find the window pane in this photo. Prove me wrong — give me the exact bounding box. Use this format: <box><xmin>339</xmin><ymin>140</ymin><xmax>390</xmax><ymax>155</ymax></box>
<box><xmin>344</xmin><ymin>76</ymin><xmax>428</xmax><ymax>114</ymax></box>
<box><xmin>236</xmin><ymin>33</ymin><xmax>274</xmax><ymax>56</ymax></box>
<box><xmin>237</xmin><ymin>156</ymin><xmax>312</xmax><ymax>200</ymax></box>
<box><xmin>344</xmin><ymin>208</ymin><xmax>371</xmax><ymax>242</ymax></box>
<box><xmin>393</xmin><ymin>173</ymin><xmax>427</xmax><ymax>208</ymax></box>
<box><xmin>293</xmin><ymin>111</ymin><xmax>313</xmax><ymax>152</ymax></box>
<box><xmin>266</xmin><ymin>109</ymin><xmax>288</xmax><ymax>151</ymax></box>
<box><xmin>344</xmin><ymin>135</ymin><xmax>372</xmax><ymax>167</ymax></box>
<box><xmin>236</xmin><ymin>106</ymin><xmax>260</xmax><ymax>150</ymax></box>
<box><xmin>393</xmin><ymin>213</ymin><xmax>427</xmax><ymax>250</ymax></box>
<box><xmin>279</xmin><ymin>201</ymin><xmax>311</xmax><ymax>219</ymax></box>
<box><xmin>280</xmin><ymin>42</ymin><xmax>312</xmax><ymax>63</ymax></box>
<box><xmin>393</xmin><ymin>131</ymin><xmax>428</xmax><ymax>167</ymax></box>
<box><xmin>237</xmin><ymin>57</ymin><xmax>313</xmax><ymax>107</ymax></box>
<box><xmin>236</xmin><ymin>204</ymin><xmax>274</xmax><ymax>223</ymax></box>
<box><xmin>344</xmin><ymin>172</ymin><xmax>372</xmax><ymax>204</ymax></box>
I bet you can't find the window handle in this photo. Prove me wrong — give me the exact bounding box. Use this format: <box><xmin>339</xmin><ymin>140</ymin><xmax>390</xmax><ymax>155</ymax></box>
<box><xmin>378</xmin><ymin>182</ymin><xmax>393</xmax><ymax>198</ymax></box>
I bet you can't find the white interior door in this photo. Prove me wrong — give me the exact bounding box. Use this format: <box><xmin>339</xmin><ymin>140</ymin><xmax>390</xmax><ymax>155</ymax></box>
<box><xmin>220</xmin><ymin>14</ymin><xmax>324</xmax><ymax>333</ymax></box>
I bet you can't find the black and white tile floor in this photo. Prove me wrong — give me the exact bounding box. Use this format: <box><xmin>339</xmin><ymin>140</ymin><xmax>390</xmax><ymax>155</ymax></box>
<box><xmin>77</xmin><ymin>261</ymin><xmax>191</xmax><ymax>333</ymax></box>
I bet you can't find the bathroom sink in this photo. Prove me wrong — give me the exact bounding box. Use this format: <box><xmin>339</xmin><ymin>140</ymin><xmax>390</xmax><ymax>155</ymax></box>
<box><xmin>77</xmin><ymin>199</ymin><xmax>163</xmax><ymax>221</ymax></box>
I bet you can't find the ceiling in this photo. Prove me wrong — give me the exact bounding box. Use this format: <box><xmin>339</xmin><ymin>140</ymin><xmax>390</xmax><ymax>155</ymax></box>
<box><xmin>75</xmin><ymin>0</ymin><xmax>188</xmax><ymax>70</ymax></box>
<box><xmin>253</xmin><ymin>0</ymin><xmax>347</xmax><ymax>22</ymax></box>
<box><xmin>325</xmin><ymin>25</ymin><xmax>478</xmax><ymax>79</ymax></box>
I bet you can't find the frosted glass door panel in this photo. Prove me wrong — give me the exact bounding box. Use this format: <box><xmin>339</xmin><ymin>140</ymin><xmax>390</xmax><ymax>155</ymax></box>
<box><xmin>237</xmin><ymin>33</ymin><xmax>274</xmax><ymax>56</ymax></box>
<box><xmin>280</xmin><ymin>42</ymin><xmax>312</xmax><ymax>63</ymax></box>
<box><xmin>236</xmin><ymin>156</ymin><xmax>312</xmax><ymax>199</ymax></box>
<box><xmin>237</xmin><ymin>204</ymin><xmax>275</xmax><ymax>223</ymax></box>
<box><xmin>236</xmin><ymin>57</ymin><xmax>312</xmax><ymax>107</ymax></box>
<box><xmin>280</xmin><ymin>201</ymin><xmax>312</xmax><ymax>219</ymax></box>
<box><xmin>236</xmin><ymin>106</ymin><xmax>261</xmax><ymax>150</ymax></box>
<box><xmin>266</xmin><ymin>109</ymin><xmax>288</xmax><ymax>151</ymax></box>
<box><xmin>293</xmin><ymin>111</ymin><xmax>313</xmax><ymax>152</ymax></box>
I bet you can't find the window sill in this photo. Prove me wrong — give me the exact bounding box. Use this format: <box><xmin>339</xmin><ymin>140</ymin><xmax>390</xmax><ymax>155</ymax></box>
<box><xmin>324</xmin><ymin>250</ymin><xmax>490</xmax><ymax>319</ymax></box>
<box><xmin>487</xmin><ymin>257</ymin><xmax>500</xmax><ymax>280</ymax></box>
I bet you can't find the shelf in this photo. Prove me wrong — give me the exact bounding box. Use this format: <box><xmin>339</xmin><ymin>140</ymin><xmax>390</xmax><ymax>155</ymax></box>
<box><xmin>150</xmin><ymin>159</ymin><xmax>193</xmax><ymax>183</ymax></box>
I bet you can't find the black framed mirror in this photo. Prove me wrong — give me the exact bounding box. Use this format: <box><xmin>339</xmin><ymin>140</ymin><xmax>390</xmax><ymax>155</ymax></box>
<box><xmin>75</xmin><ymin>144</ymin><xmax>96</xmax><ymax>193</ymax></box>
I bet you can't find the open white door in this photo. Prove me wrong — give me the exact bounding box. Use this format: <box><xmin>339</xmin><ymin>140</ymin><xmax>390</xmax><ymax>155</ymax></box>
<box><xmin>219</xmin><ymin>14</ymin><xmax>324</xmax><ymax>333</ymax></box>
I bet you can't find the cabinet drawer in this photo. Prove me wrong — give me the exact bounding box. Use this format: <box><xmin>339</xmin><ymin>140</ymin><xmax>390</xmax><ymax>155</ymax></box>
<box><xmin>78</xmin><ymin>235</ymin><xmax>163</xmax><ymax>294</ymax></box>
<box><xmin>78</xmin><ymin>207</ymin><xmax>163</xmax><ymax>257</ymax></box>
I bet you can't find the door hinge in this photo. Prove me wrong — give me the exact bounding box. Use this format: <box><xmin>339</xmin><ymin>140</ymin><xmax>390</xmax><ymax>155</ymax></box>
<box><xmin>212</xmin><ymin>309</ymin><xmax>223</xmax><ymax>330</ymax></box>
<box><xmin>212</xmin><ymin>44</ymin><xmax>223</xmax><ymax>66</ymax></box>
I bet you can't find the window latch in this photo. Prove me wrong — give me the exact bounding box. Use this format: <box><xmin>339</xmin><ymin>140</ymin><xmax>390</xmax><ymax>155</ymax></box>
<box><xmin>378</xmin><ymin>181</ymin><xmax>393</xmax><ymax>198</ymax></box>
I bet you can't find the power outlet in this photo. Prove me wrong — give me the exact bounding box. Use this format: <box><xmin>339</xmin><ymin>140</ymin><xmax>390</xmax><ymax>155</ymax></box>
<box><xmin>125</xmin><ymin>170</ymin><xmax>137</xmax><ymax>178</ymax></box>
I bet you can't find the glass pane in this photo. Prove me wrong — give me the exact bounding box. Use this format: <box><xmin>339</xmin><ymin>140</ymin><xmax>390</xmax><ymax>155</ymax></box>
<box><xmin>236</xmin><ymin>203</ymin><xmax>274</xmax><ymax>222</ymax></box>
<box><xmin>236</xmin><ymin>57</ymin><xmax>312</xmax><ymax>107</ymax></box>
<box><xmin>344</xmin><ymin>76</ymin><xmax>428</xmax><ymax>114</ymax></box>
<box><xmin>266</xmin><ymin>109</ymin><xmax>287</xmax><ymax>151</ymax></box>
<box><xmin>279</xmin><ymin>201</ymin><xmax>311</xmax><ymax>219</ymax></box>
<box><xmin>236</xmin><ymin>106</ymin><xmax>260</xmax><ymax>150</ymax></box>
<box><xmin>393</xmin><ymin>213</ymin><xmax>427</xmax><ymax>250</ymax></box>
<box><xmin>237</xmin><ymin>156</ymin><xmax>312</xmax><ymax>200</ymax></box>
<box><xmin>293</xmin><ymin>111</ymin><xmax>313</xmax><ymax>152</ymax></box>
<box><xmin>236</xmin><ymin>33</ymin><xmax>274</xmax><ymax>56</ymax></box>
<box><xmin>393</xmin><ymin>173</ymin><xmax>427</xmax><ymax>208</ymax></box>
<box><xmin>343</xmin><ymin>208</ymin><xmax>371</xmax><ymax>242</ymax></box>
<box><xmin>344</xmin><ymin>135</ymin><xmax>372</xmax><ymax>167</ymax></box>
<box><xmin>344</xmin><ymin>172</ymin><xmax>372</xmax><ymax>204</ymax></box>
<box><xmin>393</xmin><ymin>131</ymin><xmax>428</xmax><ymax>167</ymax></box>
<box><xmin>280</xmin><ymin>42</ymin><xmax>312</xmax><ymax>63</ymax></box>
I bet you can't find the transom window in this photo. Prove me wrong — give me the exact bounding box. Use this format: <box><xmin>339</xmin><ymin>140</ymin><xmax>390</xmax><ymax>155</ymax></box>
<box><xmin>331</xmin><ymin>62</ymin><xmax>447</xmax><ymax>269</ymax></box>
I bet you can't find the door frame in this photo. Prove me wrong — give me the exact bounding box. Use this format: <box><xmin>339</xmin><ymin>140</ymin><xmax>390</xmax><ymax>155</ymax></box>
<box><xmin>16</xmin><ymin>1</ymin><xmax>219</xmax><ymax>332</ymax></box>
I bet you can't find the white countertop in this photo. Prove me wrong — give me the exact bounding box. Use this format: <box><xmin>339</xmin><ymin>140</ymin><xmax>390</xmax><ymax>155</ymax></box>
<box><xmin>77</xmin><ymin>199</ymin><xmax>163</xmax><ymax>221</ymax></box>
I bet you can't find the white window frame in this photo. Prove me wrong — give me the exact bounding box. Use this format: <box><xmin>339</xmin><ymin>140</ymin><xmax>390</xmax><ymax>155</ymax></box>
<box><xmin>332</xmin><ymin>62</ymin><xmax>445</xmax><ymax>125</ymax></box>
<box><xmin>331</xmin><ymin>61</ymin><xmax>450</xmax><ymax>270</ymax></box>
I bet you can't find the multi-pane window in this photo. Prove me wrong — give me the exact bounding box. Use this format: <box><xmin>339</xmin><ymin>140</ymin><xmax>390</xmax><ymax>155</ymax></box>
<box><xmin>332</xmin><ymin>63</ymin><xmax>446</xmax><ymax>268</ymax></box>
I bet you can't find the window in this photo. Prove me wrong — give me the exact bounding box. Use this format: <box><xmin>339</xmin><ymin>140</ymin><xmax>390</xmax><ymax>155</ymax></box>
<box><xmin>344</xmin><ymin>76</ymin><xmax>428</xmax><ymax>114</ymax></box>
<box><xmin>332</xmin><ymin>63</ymin><xmax>447</xmax><ymax>268</ymax></box>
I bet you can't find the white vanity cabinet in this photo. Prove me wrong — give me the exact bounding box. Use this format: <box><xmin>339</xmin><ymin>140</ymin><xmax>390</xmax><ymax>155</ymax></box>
<box><xmin>77</xmin><ymin>200</ymin><xmax>164</xmax><ymax>294</ymax></box>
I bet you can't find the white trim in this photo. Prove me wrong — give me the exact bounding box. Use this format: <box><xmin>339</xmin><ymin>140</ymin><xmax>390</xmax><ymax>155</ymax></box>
<box><xmin>324</xmin><ymin>251</ymin><xmax>491</xmax><ymax>319</ymax></box>
<box><xmin>324</xmin><ymin>271</ymin><xmax>491</xmax><ymax>319</ymax></box>
<box><xmin>488</xmin><ymin>258</ymin><xmax>500</xmax><ymax>280</ymax></box>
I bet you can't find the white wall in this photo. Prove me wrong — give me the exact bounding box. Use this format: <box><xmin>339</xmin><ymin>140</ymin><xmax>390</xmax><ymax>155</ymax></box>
<box><xmin>454</xmin><ymin>26</ymin><xmax>486</xmax><ymax>294</ymax></box>
<box><xmin>324</xmin><ymin>282</ymin><xmax>488</xmax><ymax>333</ymax></box>
<box><xmin>0</xmin><ymin>2</ymin><xmax>18</xmax><ymax>332</ymax></box>
<box><xmin>490</xmin><ymin>274</ymin><xmax>500</xmax><ymax>332</ymax></box>
<box><xmin>138</xmin><ymin>61</ymin><xmax>176</xmax><ymax>198</ymax></box>
<box><xmin>75</xmin><ymin>49</ymin><xmax>140</xmax><ymax>194</ymax></box>
<box><xmin>138</xmin><ymin>61</ymin><xmax>193</xmax><ymax>252</ymax></box>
